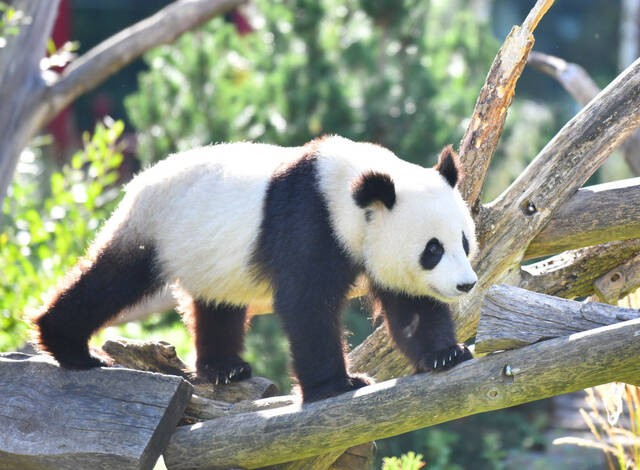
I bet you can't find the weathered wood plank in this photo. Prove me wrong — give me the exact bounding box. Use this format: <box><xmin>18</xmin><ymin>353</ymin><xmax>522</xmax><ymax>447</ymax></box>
<box><xmin>164</xmin><ymin>316</ymin><xmax>640</xmax><ymax>469</ymax></box>
<box><xmin>475</xmin><ymin>284</ymin><xmax>640</xmax><ymax>353</ymax></box>
<box><xmin>520</xmin><ymin>238</ymin><xmax>640</xmax><ymax>299</ymax></box>
<box><xmin>524</xmin><ymin>178</ymin><xmax>640</xmax><ymax>259</ymax></box>
<box><xmin>0</xmin><ymin>354</ymin><xmax>192</xmax><ymax>470</ymax></box>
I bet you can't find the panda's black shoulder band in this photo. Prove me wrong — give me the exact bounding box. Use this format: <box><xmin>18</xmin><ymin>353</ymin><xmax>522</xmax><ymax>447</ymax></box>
<box><xmin>351</xmin><ymin>171</ymin><xmax>396</xmax><ymax>210</ymax></box>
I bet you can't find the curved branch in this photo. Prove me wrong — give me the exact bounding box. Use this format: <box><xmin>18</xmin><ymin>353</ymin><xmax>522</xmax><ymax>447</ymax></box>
<box><xmin>40</xmin><ymin>0</ymin><xmax>244</xmax><ymax>128</ymax></box>
<box><xmin>528</xmin><ymin>51</ymin><xmax>640</xmax><ymax>175</ymax></box>
<box><xmin>524</xmin><ymin>178</ymin><xmax>640</xmax><ymax>259</ymax></box>
<box><xmin>458</xmin><ymin>0</ymin><xmax>554</xmax><ymax>210</ymax></box>
<box><xmin>164</xmin><ymin>312</ymin><xmax>640</xmax><ymax>469</ymax></box>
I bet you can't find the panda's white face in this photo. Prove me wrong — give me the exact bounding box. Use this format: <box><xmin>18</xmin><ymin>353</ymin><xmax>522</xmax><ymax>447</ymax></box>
<box><xmin>359</xmin><ymin>167</ymin><xmax>478</xmax><ymax>302</ymax></box>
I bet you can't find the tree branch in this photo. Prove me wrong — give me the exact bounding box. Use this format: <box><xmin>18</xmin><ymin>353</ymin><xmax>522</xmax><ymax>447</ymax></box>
<box><xmin>164</xmin><ymin>312</ymin><xmax>640</xmax><ymax>469</ymax></box>
<box><xmin>524</xmin><ymin>178</ymin><xmax>640</xmax><ymax>259</ymax></box>
<box><xmin>519</xmin><ymin>238</ymin><xmax>640</xmax><ymax>299</ymax></box>
<box><xmin>0</xmin><ymin>0</ymin><xmax>60</xmax><ymax>224</ymax></box>
<box><xmin>458</xmin><ymin>0</ymin><xmax>554</xmax><ymax>210</ymax></box>
<box><xmin>528</xmin><ymin>51</ymin><xmax>640</xmax><ymax>175</ymax></box>
<box><xmin>41</xmin><ymin>0</ymin><xmax>244</xmax><ymax>128</ymax></box>
<box><xmin>475</xmin><ymin>284</ymin><xmax>640</xmax><ymax>353</ymax></box>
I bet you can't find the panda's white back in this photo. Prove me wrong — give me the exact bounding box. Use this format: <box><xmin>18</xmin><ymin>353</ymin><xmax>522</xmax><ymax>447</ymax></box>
<box><xmin>103</xmin><ymin>142</ymin><xmax>302</xmax><ymax>305</ymax></box>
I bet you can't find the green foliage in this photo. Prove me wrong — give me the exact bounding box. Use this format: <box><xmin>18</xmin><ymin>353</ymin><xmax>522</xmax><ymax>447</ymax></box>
<box><xmin>0</xmin><ymin>1</ymin><xmax>25</xmax><ymax>48</ymax></box>
<box><xmin>382</xmin><ymin>451</ymin><xmax>425</xmax><ymax>470</ymax></box>
<box><xmin>126</xmin><ymin>0</ymin><xmax>498</xmax><ymax>167</ymax></box>
<box><xmin>0</xmin><ymin>120</ymin><xmax>125</xmax><ymax>351</ymax></box>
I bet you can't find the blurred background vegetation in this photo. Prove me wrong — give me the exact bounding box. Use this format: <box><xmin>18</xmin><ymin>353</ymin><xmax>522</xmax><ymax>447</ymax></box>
<box><xmin>1</xmin><ymin>0</ymin><xmax>639</xmax><ymax>468</ymax></box>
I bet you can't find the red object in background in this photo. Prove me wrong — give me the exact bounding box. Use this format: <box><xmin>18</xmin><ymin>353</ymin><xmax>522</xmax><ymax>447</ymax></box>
<box><xmin>229</xmin><ymin>9</ymin><xmax>253</xmax><ymax>35</ymax></box>
<box><xmin>47</xmin><ymin>0</ymin><xmax>75</xmax><ymax>158</ymax></box>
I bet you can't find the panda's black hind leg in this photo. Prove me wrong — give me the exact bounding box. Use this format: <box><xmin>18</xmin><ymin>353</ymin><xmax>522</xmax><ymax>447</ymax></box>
<box><xmin>182</xmin><ymin>298</ymin><xmax>251</xmax><ymax>385</ymax></box>
<box><xmin>33</xmin><ymin>242</ymin><xmax>162</xmax><ymax>369</ymax></box>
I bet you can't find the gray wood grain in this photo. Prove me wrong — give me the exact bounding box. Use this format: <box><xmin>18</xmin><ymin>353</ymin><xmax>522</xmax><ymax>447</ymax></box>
<box><xmin>525</xmin><ymin>178</ymin><xmax>640</xmax><ymax>259</ymax></box>
<box><xmin>0</xmin><ymin>354</ymin><xmax>192</xmax><ymax>470</ymax></box>
<box><xmin>475</xmin><ymin>284</ymin><xmax>640</xmax><ymax>353</ymax></box>
<box><xmin>520</xmin><ymin>238</ymin><xmax>640</xmax><ymax>299</ymax></box>
<box><xmin>164</xmin><ymin>315</ymin><xmax>640</xmax><ymax>469</ymax></box>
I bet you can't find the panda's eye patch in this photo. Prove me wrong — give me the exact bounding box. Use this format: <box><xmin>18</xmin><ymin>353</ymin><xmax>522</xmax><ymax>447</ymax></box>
<box><xmin>462</xmin><ymin>232</ymin><xmax>470</xmax><ymax>256</ymax></box>
<box><xmin>420</xmin><ymin>238</ymin><xmax>444</xmax><ymax>270</ymax></box>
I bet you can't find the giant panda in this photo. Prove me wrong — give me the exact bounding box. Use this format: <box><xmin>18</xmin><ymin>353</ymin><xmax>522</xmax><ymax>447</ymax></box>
<box><xmin>33</xmin><ymin>135</ymin><xmax>477</xmax><ymax>402</ymax></box>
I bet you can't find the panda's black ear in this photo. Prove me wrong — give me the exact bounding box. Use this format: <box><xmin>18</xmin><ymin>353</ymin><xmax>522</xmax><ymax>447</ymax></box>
<box><xmin>351</xmin><ymin>171</ymin><xmax>396</xmax><ymax>210</ymax></box>
<box><xmin>434</xmin><ymin>145</ymin><xmax>461</xmax><ymax>187</ymax></box>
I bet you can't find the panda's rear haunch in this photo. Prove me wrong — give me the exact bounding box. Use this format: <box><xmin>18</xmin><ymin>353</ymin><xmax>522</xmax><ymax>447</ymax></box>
<box><xmin>33</xmin><ymin>136</ymin><xmax>477</xmax><ymax>402</ymax></box>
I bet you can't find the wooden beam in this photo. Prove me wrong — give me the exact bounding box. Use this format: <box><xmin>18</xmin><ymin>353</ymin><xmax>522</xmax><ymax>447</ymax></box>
<box><xmin>0</xmin><ymin>353</ymin><xmax>192</xmax><ymax>470</ymax></box>
<box><xmin>520</xmin><ymin>238</ymin><xmax>640</xmax><ymax>299</ymax></box>
<box><xmin>164</xmin><ymin>316</ymin><xmax>640</xmax><ymax>469</ymax></box>
<box><xmin>475</xmin><ymin>284</ymin><xmax>640</xmax><ymax>353</ymax></box>
<box><xmin>525</xmin><ymin>178</ymin><xmax>640</xmax><ymax>259</ymax></box>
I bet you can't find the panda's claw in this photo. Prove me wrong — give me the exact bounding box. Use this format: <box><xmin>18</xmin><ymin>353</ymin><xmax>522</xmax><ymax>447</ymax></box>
<box><xmin>416</xmin><ymin>343</ymin><xmax>473</xmax><ymax>373</ymax></box>
<box><xmin>196</xmin><ymin>356</ymin><xmax>252</xmax><ymax>386</ymax></box>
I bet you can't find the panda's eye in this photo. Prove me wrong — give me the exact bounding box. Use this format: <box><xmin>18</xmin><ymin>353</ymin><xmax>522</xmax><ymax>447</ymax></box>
<box><xmin>420</xmin><ymin>238</ymin><xmax>444</xmax><ymax>270</ymax></box>
<box><xmin>462</xmin><ymin>232</ymin><xmax>470</xmax><ymax>256</ymax></box>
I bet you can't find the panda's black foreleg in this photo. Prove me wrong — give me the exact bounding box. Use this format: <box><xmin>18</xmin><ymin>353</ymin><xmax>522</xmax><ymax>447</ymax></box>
<box><xmin>372</xmin><ymin>287</ymin><xmax>473</xmax><ymax>373</ymax></box>
<box><xmin>33</xmin><ymin>242</ymin><xmax>162</xmax><ymax>369</ymax></box>
<box><xmin>183</xmin><ymin>298</ymin><xmax>251</xmax><ymax>385</ymax></box>
<box><xmin>273</xmin><ymin>282</ymin><xmax>372</xmax><ymax>403</ymax></box>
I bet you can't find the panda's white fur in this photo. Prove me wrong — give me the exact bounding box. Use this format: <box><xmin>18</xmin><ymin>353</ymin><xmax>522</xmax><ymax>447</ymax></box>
<box><xmin>95</xmin><ymin>136</ymin><xmax>476</xmax><ymax>307</ymax></box>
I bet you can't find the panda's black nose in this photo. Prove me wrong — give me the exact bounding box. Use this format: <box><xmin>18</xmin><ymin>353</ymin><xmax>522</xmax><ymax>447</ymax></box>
<box><xmin>457</xmin><ymin>282</ymin><xmax>476</xmax><ymax>293</ymax></box>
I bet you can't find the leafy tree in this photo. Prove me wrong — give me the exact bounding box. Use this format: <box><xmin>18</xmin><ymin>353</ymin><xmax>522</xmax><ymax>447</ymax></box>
<box><xmin>126</xmin><ymin>0</ymin><xmax>498</xmax><ymax>167</ymax></box>
<box><xmin>0</xmin><ymin>121</ymin><xmax>125</xmax><ymax>350</ymax></box>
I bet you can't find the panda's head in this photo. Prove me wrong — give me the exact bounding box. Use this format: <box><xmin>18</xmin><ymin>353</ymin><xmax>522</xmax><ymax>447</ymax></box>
<box><xmin>351</xmin><ymin>146</ymin><xmax>477</xmax><ymax>302</ymax></box>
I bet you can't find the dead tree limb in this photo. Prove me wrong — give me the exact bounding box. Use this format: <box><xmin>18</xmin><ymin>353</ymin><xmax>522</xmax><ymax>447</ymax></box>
<box><xmin>164</xmin><ymin>305</ymin><xmax>640</xmax><ymax>469</ymax></box>
<box><xmin>524</xmin><ymin>178</ymin><xmax>640</xmax><ymax>259</ymax></box>
<box><xmin>475</xmin><ymin>284</ymin><xmax>640</xmax><ymax>353</ymax></box>
<box><xmin>0</xmin><ymin>0</ymin><xmax>244</xmax><ymax>221</ymax></box>
<box><xmin>458</xmin><ymin>0</ymin><xmax>555</xmax><ymax>211</ymax></box>
<box><xmin>519</xmin><ymin>238</ymin><xmax>640</xmax><ymax>299</ymax></box>
<box><xmin>528</xmin><ymin>51</ymin><xmax>640</xmax><ymax>175</ymax></box>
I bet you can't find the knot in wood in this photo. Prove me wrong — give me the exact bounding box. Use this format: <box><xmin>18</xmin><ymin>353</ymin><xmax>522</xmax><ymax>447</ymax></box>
<box><xmin>486</xmin><ymin>387</ymin><xmax>500</xmax><ymax>400</ymax></box>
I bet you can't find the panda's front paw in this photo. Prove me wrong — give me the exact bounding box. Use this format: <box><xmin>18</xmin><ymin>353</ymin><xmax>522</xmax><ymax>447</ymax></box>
<box><xmin>196</xmin><ymin>355</ymin><xmax>252</xmax><ymax>385</ymax></box>
<box><xmin>415</xmin><ymin>343</ymin><xmax>472</xmax><ymax>373</ymax></box>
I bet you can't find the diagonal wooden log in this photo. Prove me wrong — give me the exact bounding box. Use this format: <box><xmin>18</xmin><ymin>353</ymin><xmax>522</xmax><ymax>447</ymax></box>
<box><xmin>164</xmin><ymin>313</ymin><xmax>640</xmax><ymax>469</ymax></box>
<box><xmin>524</xmin><ymin>178</ymin><xmax>640</xmax><ymax>259</ymax></box>
<box><xmin>475</xmin><ymin>284</ymin><xmax>640</xmax><ymax>353</ymax></box>
<box><xmin>0</xmin><ymin>353</ymin><xmax>192</xmax><ymax>470</ymax></box>
<box><xmin>458</xmin><ymin>0</ymin><xmax>554</xmax><ymax>211</ymax></box>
